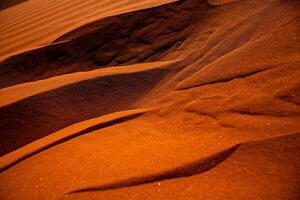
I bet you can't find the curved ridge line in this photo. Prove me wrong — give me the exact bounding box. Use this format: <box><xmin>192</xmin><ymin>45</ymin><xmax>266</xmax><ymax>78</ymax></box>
<box><xmin>176</xmin><ymin>65</ymin><xmax>271</xmax><ymax>90</ymax></box>
<box><xmin>0</xmin><ymin>0</ymin><xmax>130</xmax><ymax>43</ymax></box>
<box><xmin>0</xmin><ymin>39</ymin><xmax>71</xmax><ymax>62</ymax></box>
<box><xmin>0</xmin><ymin>60</ymin><xmax>178</xmax><ymax>108</ymax></box>
<box><xmin>0</xmin><ymin>108</ymin><xmax>151</xmax><ymax>173</ymax></box>
<box><xmin>0</xmin><ymin>0</ymin><xmax>176</xmax><ymax>59</ymax></box>
<box><xmin>68</xmin><ymin>144</ymin><xmax>239</xmax><ymax>194</ymax></box>
<box><xmin>172</xmin><ymin>3</ymin><xmax>274</xmax><ymax>87</ymax></box>
<box><xmin>0</xmin><ymin>0</ymin><xmax>174</xmax><ymax>38</ymax></box>
<box><xmin>0</xmin><ymin>0</ymin><xmax>97</xmax><ymax>33</ymax></box>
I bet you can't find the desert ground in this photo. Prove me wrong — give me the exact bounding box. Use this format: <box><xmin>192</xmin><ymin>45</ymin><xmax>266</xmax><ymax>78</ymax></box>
<box><xmin>0</xmin><ymin>0</ymin><xmax>299</xmax><ymax>199</ymax></box>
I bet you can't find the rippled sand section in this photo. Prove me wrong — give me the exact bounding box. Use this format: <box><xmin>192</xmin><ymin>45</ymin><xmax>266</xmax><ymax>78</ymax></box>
<box><xmin>0</xmin><ymin>0</ymin><xmax>299</xmax><ymax>199</ymax></box>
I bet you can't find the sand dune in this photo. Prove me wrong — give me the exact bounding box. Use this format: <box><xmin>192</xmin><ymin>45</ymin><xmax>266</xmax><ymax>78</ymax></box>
<box><xmin>0</xmin><ymin>60</ymin><xmax>176</xmax><ymax>156</ymax></box>
<box><xmin>0</xmin><ymin>0</ymin><xmax>204</xmax><ymax>88</ymax></box>
<box><xmin>0</xmin><ymin>0</ymin><xmax>299</xmax><ymax>199</ymax></box>
<box><xmin>0</xmin><ymin>0</ymin><xmax>27</xmax><ymax>10</ymax></box>
<box><xmin>0</xmin><ymin>0</ymin><xmax>175</xmax><ymax>61</ymax></box>
<box><xmin>63</xmin><ymin>133</ymin><xmax>300</xmax><ymax>199</ymax></box>
<box><xmin>0</xmin><ymin>108</ymin><xmax>150</xmax><ymax>172</ymax></box>
<box><xmin>68</xmin><ymin>145</ymin><xmax>239</xmax><ymax>194</ymax></box>
<box><xmin>0</xmin><ymin>60</ymin><xmax>177</xmax><ymax>107</ymax></box>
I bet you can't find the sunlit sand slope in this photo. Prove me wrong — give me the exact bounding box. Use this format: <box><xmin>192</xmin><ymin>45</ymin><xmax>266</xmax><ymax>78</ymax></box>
<box><xmin>0</xmin><ymin>0</ymin><xmax>299</xmax><ymax>199</ymax></box>
<box><xmin>63</xmin><ymin>133</ymin><xmax>300</xmax><ymax>200</ymax></box>
<box><xmin>0</xmin><ymin>0</ymin><xmax>175</xmax><ymax>61</ymax></box>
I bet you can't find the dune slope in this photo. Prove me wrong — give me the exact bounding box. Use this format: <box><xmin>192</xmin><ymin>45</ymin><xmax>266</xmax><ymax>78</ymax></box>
<box><xmin>0</xmin><ymin>0</ymin><xmax>175</xmax><ymax>61</ymax></box>
<box><xmin>63</xmin><ymin>133</ymin><xmax>300</xmax><ymax>200</ymax></box>
<box><xmin>0</xmin><ymin>0</ymin><xmax>299</xmax><ymax>199</ymax></box>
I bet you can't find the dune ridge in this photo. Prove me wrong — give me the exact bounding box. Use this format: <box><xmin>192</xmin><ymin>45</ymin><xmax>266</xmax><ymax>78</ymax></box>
<box><xmin>0</xmin><ymin>60</ymin><xmax>177</xmax><ymax>156</ymax></box>
<box><xmin>0</xmin><ymin>60</ymin><xmax>177</xmax><ymax>107</ymax></box>
<box><xmin>0</xmin><ymin>0</ymin><xmax>299</xmax><ymax>199</ymax></box>
<box><xmin>0</xmin><ymin>0</ymin><xmax>176</xmax><ymax>61</ymax></box>
<box><xmin>69</xmin><ymin>144</ymin><xmax>239</xmax><ymax>194</ymax></box>
<box><xmin>63</xmin><ymin>132</ymin><xmax>300</xmax><ymax>199</ymax></box>
<box><xmin>67</xmin><ymin>132</ymin><xmax>299</xmax><ymax>195</ymax></box>
<box><xmin>0</xmin><ymin>108</ymin><xmax>150</xmax><ymax>173</ymax></box>
<box><xmin>0</xmin><ymin>0</ymin><xmax>208</xmax><ymax>89</ymax></box>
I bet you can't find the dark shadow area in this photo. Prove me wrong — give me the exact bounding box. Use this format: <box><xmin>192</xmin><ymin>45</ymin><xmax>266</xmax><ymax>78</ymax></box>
<box><xmin>0</xmin><ymin>0</ymin><xmax>27</xmax><ymax>11</ymax></box>
<box><xmin>0</xmin><ymin>67</ymin><xmax>170</xmax><ymax>156</ymax></box>
<box><xmin>0</xmin><ymin>0</ymin><xmax>210</xmax><ymax>88</ymax></box>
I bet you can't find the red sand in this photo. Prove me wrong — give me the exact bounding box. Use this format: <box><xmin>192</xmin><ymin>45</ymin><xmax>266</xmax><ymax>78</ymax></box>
<box><xmin>0</xmin><ymin>0</ymin><xmax>299</xmax><ymax>199</ymax></box>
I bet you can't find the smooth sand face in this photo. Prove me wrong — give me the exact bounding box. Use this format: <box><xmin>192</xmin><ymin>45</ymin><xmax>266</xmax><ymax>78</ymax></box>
<box><xmin>0</xmin><ymin>0</ymin><xmax>299</xmax><ymax>199</ymax></box>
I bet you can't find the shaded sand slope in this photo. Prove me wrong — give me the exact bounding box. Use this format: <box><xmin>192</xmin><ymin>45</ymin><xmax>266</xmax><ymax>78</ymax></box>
<box><xmin>0</xmin><ymin>0</ymin><xmax>175</xmax><ymax>61</ymax></box>
<box><xmin>0</xmin><ymin>0</ymin><xmax>208</xmax><ymax>88</ymax></box>
<box><xmin>0</xmin><ymin>61</ymin><xmax>177</xmax><ymax>107</ymax></box>
<box><xmin>0</xmin><ymin>60</ymin><xmax>177</xmax><ymax>156</ymax></box>
<box><xmin>0</xmin><ymin>0</ymin><xmax>300</xmax><ymax>199</ymax></box>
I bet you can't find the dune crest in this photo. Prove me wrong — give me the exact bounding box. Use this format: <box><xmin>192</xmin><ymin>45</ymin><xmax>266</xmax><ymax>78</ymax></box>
<box><xmin>0</xmin><ymin>108</ymin><xmax>150</xmax><ymax>173</ymax></box>
<box><xmin>0</xmin><ymin>0</ymin><xmax>176</xmax><ymax>61</ymax></box>
<box><xmin>0</xmin><ymin>0</ymin><xmax>299</xmax><ymax>199</ymax></box>
<box><xmin>63</xmin><ymin>133</ymin><xmax>300</xmax><ymax>199</ymax></box>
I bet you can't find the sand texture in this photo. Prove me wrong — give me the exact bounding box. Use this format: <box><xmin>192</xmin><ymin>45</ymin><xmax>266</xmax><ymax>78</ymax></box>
<box><xmin>0</xmin><ymin>0</ymin><xmax>299</xmax><ymax>199</ymax></box>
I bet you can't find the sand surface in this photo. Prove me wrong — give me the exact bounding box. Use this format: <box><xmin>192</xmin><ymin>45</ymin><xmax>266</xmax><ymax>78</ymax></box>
<box><xmin>0</xmin><ymin>0</ymin><xmax>299</xmax><ymax>199</ymax></box>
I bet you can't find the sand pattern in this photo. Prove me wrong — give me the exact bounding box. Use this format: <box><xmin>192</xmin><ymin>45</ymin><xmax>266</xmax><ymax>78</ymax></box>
<box><xmin>0</xmin><ymin>0</ymin><xmax>299</xmax><ymax>199</ymax></box>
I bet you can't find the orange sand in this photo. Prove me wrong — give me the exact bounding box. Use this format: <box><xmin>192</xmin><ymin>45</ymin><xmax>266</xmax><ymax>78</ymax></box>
<box><xmin>0</xmin><ymin>0</ymin><xmax>299</xmax><ymax>199</ymax></box>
